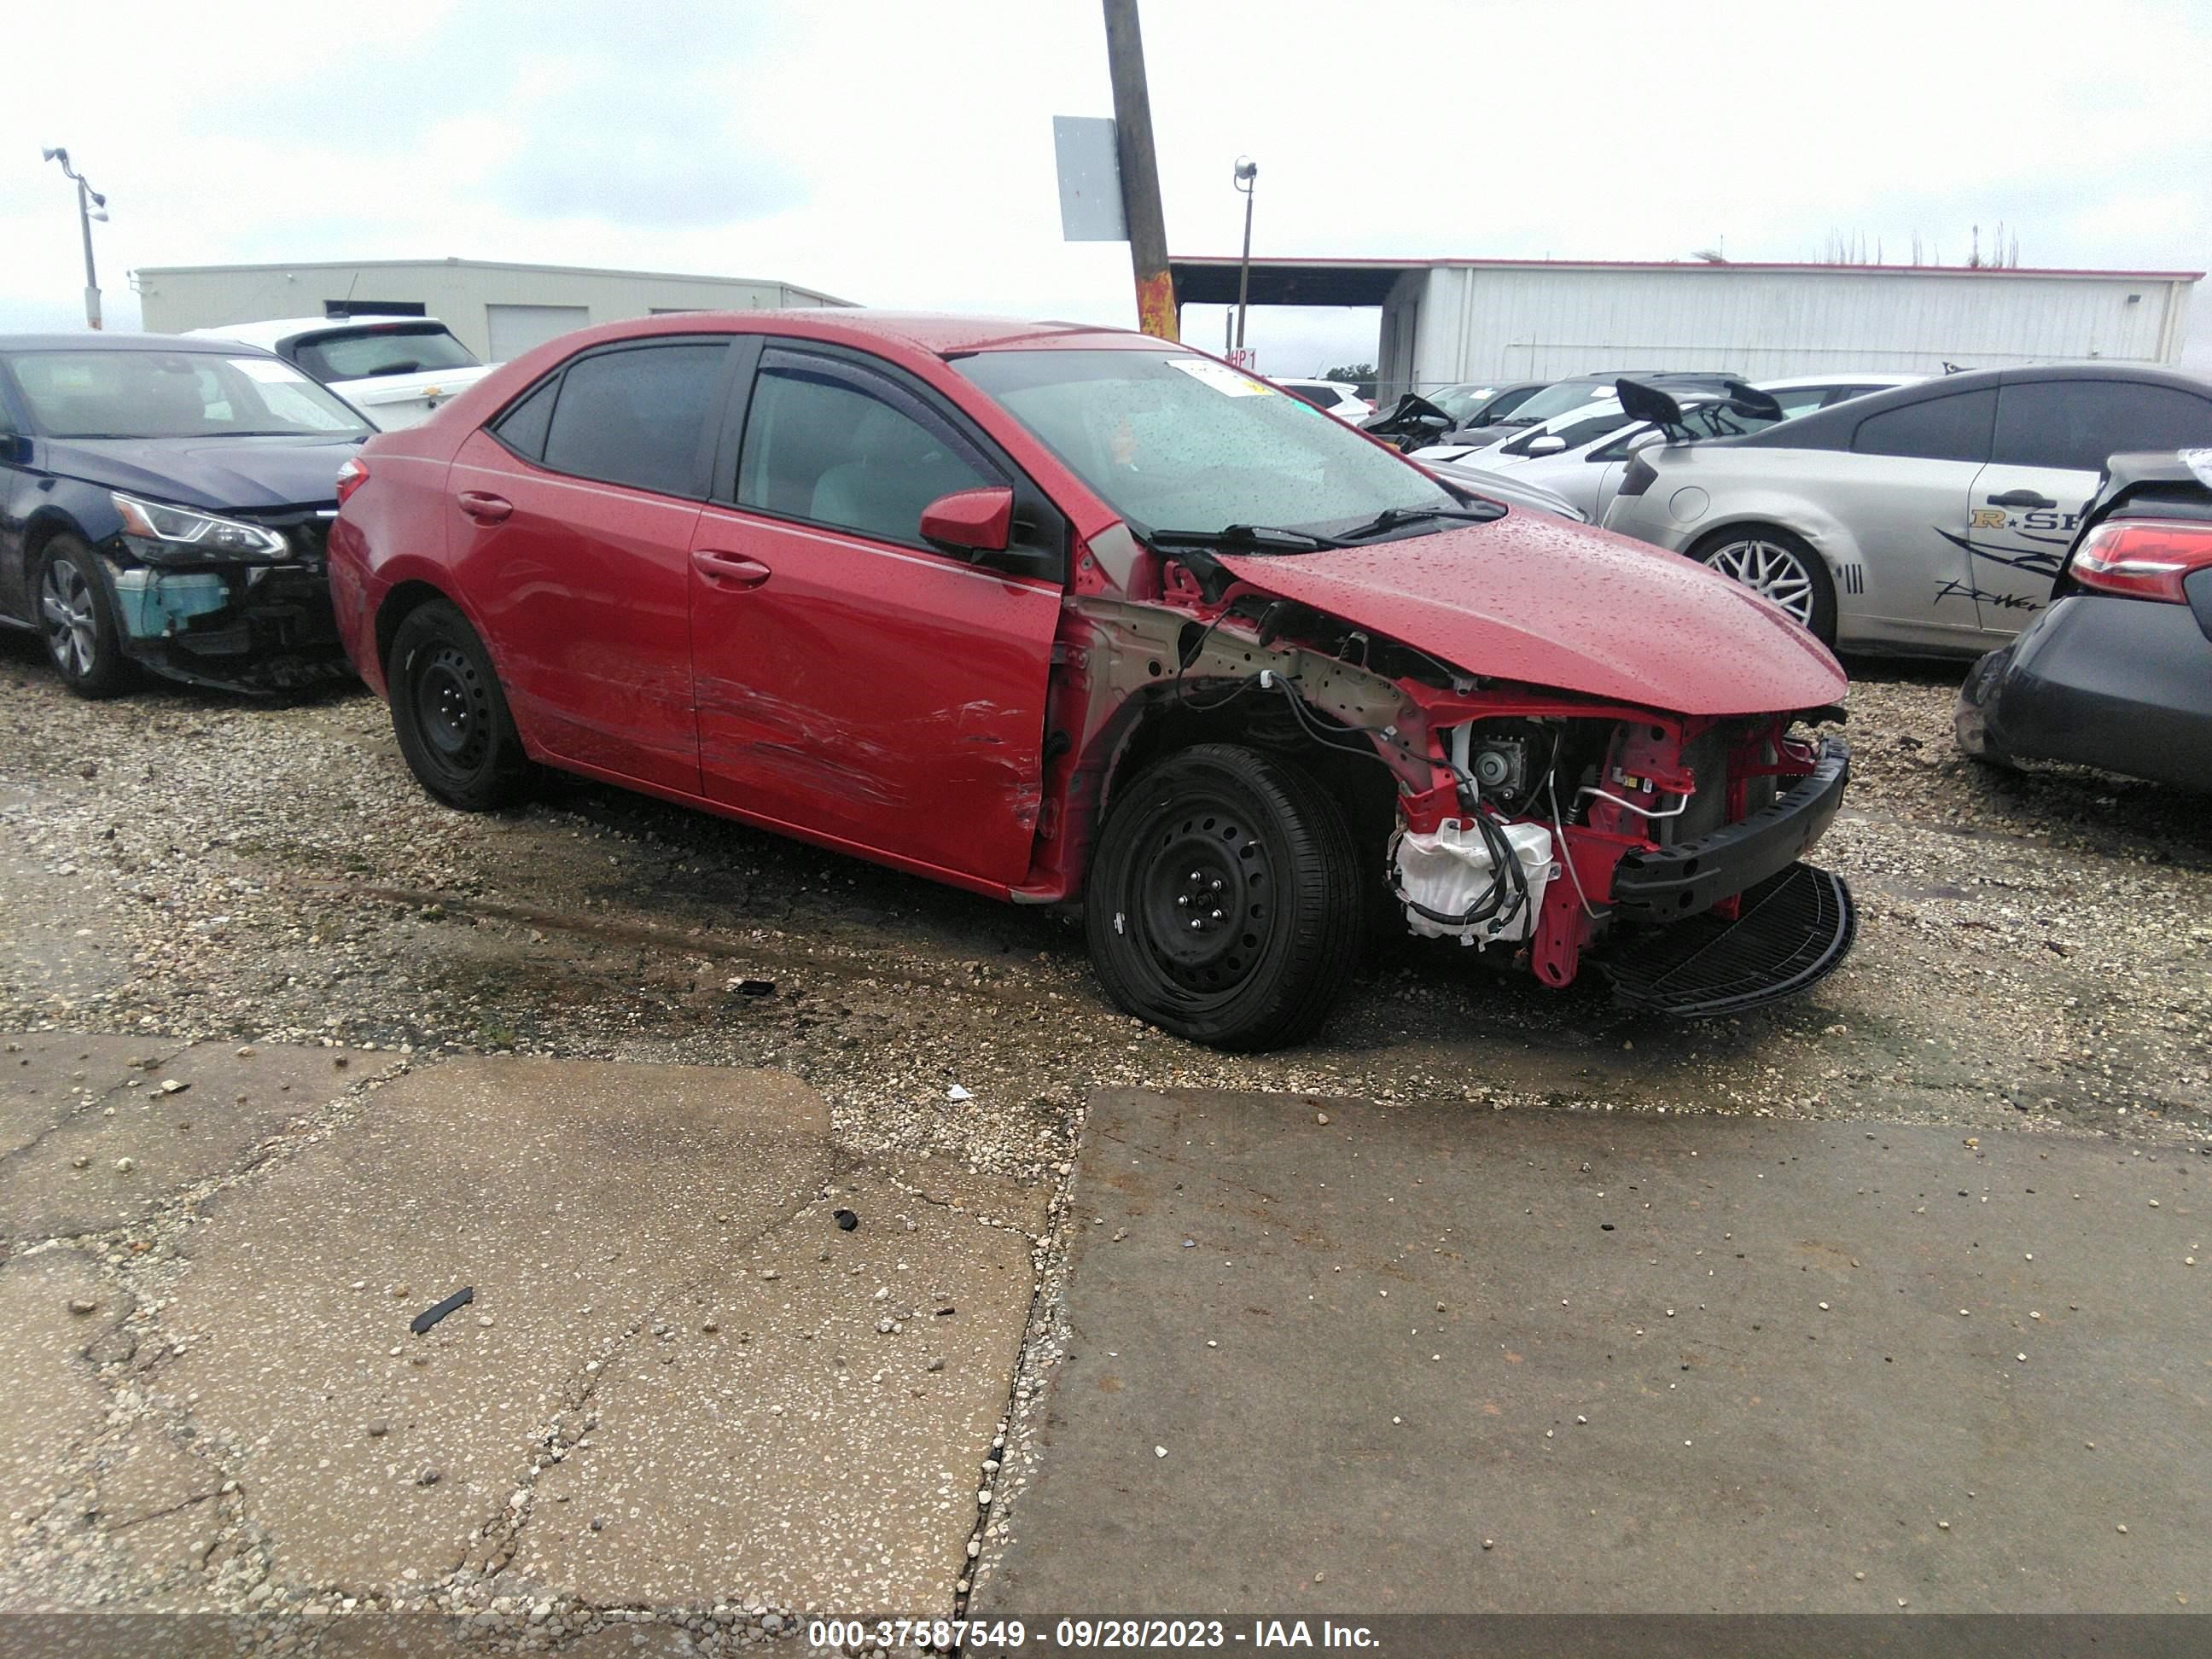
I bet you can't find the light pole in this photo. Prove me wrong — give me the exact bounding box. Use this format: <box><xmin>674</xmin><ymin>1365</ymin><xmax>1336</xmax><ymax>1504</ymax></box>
<box><xmin>41</xmin><ymin>147</ymin><xmax>109</xmax><ymax>330</ymax></box>
<box><xmin>1231</xmin><ymin>157</ymin><xmax>1257</xmax><ymax>359</ymax></box>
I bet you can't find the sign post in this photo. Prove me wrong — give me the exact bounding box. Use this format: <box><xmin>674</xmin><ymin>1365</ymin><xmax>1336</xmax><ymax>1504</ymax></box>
<box><xmin>1099</xmin><ymin>0</ymin><xmax>1177</xmax><ymax>341</ymax></box>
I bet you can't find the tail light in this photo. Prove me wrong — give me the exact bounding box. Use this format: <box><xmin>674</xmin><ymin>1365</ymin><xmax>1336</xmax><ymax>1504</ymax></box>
<box><xmin>2070</xmin><ymin>517</ymin><xmax>2212</xmax><ymax>602</ymax></box>
<box><xmin>335</xmin><ymin>457</ymin><xmax>369</xmax><ymax>507</ymax></box>
<box><xmin>1618</xmin><ymin>453</ymin><xmax>1659</xmax><ymax>498</ymax></box>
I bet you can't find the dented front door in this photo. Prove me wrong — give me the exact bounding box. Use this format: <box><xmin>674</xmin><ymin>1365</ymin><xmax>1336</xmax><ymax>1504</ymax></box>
<box><xmin>688</xmin><ymin>347</ymin><xmax>1061</xmax><ymax>890</ymax></box>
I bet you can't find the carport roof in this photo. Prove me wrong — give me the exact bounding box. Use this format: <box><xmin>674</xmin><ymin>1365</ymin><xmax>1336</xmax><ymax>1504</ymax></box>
<box><xmin>1167</xmin><ymin>254</ymin><xmax>2206</xmax><ymax>307</ymax></box>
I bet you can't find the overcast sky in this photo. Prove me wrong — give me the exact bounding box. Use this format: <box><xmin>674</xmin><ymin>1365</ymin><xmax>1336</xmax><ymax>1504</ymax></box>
<box><xmin>4</xmin><ymin>0</ymin><xmax>2207</xmax><ymax>375</ymax></box>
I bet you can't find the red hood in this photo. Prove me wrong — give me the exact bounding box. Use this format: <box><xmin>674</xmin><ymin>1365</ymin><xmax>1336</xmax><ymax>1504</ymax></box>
<box><xmin>1219</xmin><ymin>515</ymin><xmax>1845</xmax><ymax>715</ymax></box>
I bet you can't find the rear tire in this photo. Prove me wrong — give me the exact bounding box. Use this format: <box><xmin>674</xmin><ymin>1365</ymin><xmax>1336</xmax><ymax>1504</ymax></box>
<box><xmin>386</xmin><ymin>599</ymin><xmax>532</xmax><ymax>811</ymax></box>
<box><xmin>1084</xmin><ymin>744</ymin><xmax>1363</xmax><ymax>1051</ymax></box>
<box><xmin>1691</xmin><ymin>525</ymin><xmax>1837</xmax><ymax>646</ymax></box>
<box><xmin>35</xmin><ymin>535</ymin><xmax>132</xmax><ymax>699</ymax></box>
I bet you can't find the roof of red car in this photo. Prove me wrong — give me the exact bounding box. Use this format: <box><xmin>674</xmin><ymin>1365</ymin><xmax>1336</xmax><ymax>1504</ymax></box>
<box><xmin>722</xmin><ymin>310</ymin><xmax>1167</xmax><ymax>356</ymax></box>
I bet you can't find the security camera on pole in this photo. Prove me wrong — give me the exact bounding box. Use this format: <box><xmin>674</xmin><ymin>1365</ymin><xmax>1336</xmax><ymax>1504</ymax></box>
<box><xmin>41</xmin><ymin>146</ymin><xmax>109</xmax><ymax>330</ymax></box>
<box><xmin>1231</xmin><ymin>157</ymin><xmax>1257</xmax><ymax>367</ymax></box>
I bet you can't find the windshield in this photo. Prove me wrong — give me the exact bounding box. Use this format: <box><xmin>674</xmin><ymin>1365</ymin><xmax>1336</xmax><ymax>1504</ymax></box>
<box><xmin>7</xmin><ymin>350</ymin><xmax>371</xmax><ymax>439</ymax></box>
<box><xmin>1500</xmin><ymin>406</ymin><xmax>1639</xmax><ymax>457</ymax></box>
<box><xmin>1499</xmin><ymin>379</ymin><xmax>1619</xmax><ymax>427</ymax></box>
<box><xmin>293</xmin><ymin>325</ymin><xmax>480</xmax><ymax>382</ymax></box>
<box><xmin>958</xmin><ymin>348</ymin><xmax>1458</xmax><ymax>539</ymax></box>
<box><xmin>1430</xmin><ymin>383</ymin><xmax>1497</xmax><ymax>422</ymax></box>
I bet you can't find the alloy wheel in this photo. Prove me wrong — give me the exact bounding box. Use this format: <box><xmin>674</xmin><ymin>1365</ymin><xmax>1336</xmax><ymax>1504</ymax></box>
<box><xmin>38</xmin><ymin>557</ymin><xmax>98</xmax><ymax>679</ymax></box>
<box><xmin>1706</xmin><ymin>537</ymin><xmax>1819</xmax><ymax>626</ymax></box>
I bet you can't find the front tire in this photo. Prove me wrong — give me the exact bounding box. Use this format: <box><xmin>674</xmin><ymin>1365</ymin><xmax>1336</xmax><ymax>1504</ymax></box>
<box><xmin>1691</xmin><ymin>525</ymin><xmax>1837</xmax><ymax>645</ymax></box>
<box><xmin>386</xmin><ymin>599</ymin><xmax>532</xmax><ymax>811</ymax></box>
<box><xmin>1085</xmin><ymin>744</ymin><xmax>1363</xmax><ymax>1051</ymax></box>
<box><xmin>36</xmin><ymin>535</ymin><xmax>132</xmax><ymax>699</ymax></box>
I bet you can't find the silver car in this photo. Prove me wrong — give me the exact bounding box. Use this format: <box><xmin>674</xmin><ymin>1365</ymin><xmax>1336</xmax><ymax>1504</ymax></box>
<box><xmin>1603</xmin><ymin>364</ymin><xmax>2212</xmax><ymax>653</ymax></box>
<box><xmin>1417</xmin><ymin>375</ymin><xmax>1915</xmax><ymax>523</ymax></box>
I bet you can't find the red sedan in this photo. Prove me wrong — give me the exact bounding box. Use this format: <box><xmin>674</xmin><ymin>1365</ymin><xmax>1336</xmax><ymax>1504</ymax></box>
<box><xmin>330</xmin><ymin>311</ymin><xmax>1854</xmax><ymax>1050</ymax></box>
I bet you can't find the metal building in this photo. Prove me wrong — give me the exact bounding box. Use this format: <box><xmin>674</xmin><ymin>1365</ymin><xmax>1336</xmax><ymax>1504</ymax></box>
<box><xmin>133</xmin><ymin>257</ymin><xmax>855</xmax><ymax>363</ymax></box>
<box><xmin>1169</xmin><ymin>256</ymin><xmax>2201</xmax><ymax>403</ymax></box>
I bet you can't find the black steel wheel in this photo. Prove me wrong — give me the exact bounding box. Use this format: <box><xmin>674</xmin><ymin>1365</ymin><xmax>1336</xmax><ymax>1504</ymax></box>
<box><xmin>35</xmin><ymin>535</ymin><xmax>131</xmax><ymax>699</ymax></box>
<box><xmin>386</xmin><ymin>599</ymin><xmax>531</xmax><ymax>811</ymax></box>
<box><xmin>1085</xmin><ymin>743</ymin><xmax>1362</xmax><ymax>1051</ymax></box>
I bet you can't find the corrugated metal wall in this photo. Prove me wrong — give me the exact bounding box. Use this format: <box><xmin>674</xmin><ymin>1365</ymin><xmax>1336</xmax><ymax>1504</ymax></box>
<box><xmin>1401</xmin><ymin>265</ymin><xmax>2193</xmax><ymax>393</ymax></box>
<box><xmin>137</xmin><ymin>262</ymin><xmax>851</xmax><ymax>361</ymax></box>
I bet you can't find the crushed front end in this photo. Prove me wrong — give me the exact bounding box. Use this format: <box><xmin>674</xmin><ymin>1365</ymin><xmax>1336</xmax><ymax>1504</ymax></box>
<box><xmin>1394</xmin><ymin>696</ymin><xmax>1855</xmax><ymax>1016</ymax></box>
<box><xmin>100</xmin><ymin>502</ymin><xmax>350</xmax><ymax>694</ymax></box>
<box><xmin>1051</xmin><ymin>574</ymin><xmax>1856</xmax><ymax>1020</ymax></box>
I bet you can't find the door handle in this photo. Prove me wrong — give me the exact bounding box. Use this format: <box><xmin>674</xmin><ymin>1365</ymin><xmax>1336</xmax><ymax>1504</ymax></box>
<box><xmin>457</xmin><ymin>491</ymin><xmax>513</xmax><ymax>522</ymax></box>
<box><xmin>691</xmin><ymin>549</ymin><xmax>771</xmax><ymax>589</ymax></box>
<box><xmin>1984</xmin><ymin>489</ymin><xmax>2056</xmax><ymax>509</ymax></box>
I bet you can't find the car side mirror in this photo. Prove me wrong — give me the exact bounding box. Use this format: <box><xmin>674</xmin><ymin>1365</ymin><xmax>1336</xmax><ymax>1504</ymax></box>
<box><xmin>920</xmin><ymin>486</ymin><xmax>1014</xmax><ymax>555</ymax></box>
<box><xmin>1525</xmin><ymin>434</ymin><xmax>1569</xmax><ymax>457</ymax></box>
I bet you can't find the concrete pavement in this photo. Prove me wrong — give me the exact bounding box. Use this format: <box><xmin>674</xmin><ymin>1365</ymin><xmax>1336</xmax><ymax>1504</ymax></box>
<box><xmin>981</xmin><ymin>1089</ymin><xmax>2209</xmax><ymax>1616</ymax></box>
<box><xmin>2</xmin><ymin>1044</ymin><xmax>1043</xmax><ymax>1629</ymax></box>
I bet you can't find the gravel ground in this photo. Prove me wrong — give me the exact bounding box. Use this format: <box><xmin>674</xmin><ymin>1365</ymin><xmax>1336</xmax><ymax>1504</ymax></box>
<box><xmin>2</xmin><ymin>629</ymin><xmax>2207</xmax><ymax>1644</ymax></box>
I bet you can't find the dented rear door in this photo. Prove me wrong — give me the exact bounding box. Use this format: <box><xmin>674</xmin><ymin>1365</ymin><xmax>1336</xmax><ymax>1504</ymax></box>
<box><xmin>689</xmin><ymin>345</ymin><xmax>1062</xmax><ymax>890</ymax></box>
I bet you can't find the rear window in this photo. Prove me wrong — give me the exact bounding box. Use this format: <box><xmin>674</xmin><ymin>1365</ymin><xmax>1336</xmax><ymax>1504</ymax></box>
<box><xmin>1851</xmin><ymin>388</ymin><xmax>1996</xmax><ymax>464</ymax></box>
<box><xmin>292</xmin><ymin>326</ymin><xmax>479</xmax><ymax>382</ymax></box>
<box><xmin>538</xmin><ymin>341</ymin><xmax>727</xmax><ymax>497</ymax></box>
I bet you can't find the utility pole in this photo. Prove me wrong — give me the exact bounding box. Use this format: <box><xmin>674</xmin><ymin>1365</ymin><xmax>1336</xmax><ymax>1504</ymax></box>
<box><xmin>42</xmin><ymin>147</ymin><xmax>107</xmax><ymax>329</ymax></box>
<box><xmin>1100</xmin><ymin>0</ymin><xmax>1177</xmax><ymax>341</ymax></box>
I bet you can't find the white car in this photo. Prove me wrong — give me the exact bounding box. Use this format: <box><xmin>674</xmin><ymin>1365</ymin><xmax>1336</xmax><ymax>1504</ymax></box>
<box><xmin>187</xmin><ymin>316</ymin><xmax>498</xmax><ymax>430</ymax></box>
<box><xmin>1413</xmin><ymin>375</ymin><xmax>1916</xmax><ymax>523</ymax></box>
<box><xmin>1272</xmin><ymin>378</ymin><xmax>1372</xmax><ymax>422</ymax></box>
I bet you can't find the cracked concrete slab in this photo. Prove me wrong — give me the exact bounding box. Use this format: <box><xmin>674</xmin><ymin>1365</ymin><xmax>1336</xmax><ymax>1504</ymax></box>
<box><xmin>515</xmin><ymin>1165</ymin><xmax>1036</xmax><ymax>1611</ymax></box>
<box><xmin>2</xmin><ymin>1031</ymin><xmax>175</xmax><ymax>1159</ymax></box>
<box><xmin>0</xmin><ymin>1249</ymin><xmax>131</xmax><ymax>1526</ymax></box>
<box><xmin>1</xmin><ymin>1035</ymin><xmax>359</xmax><ymax>1243</ymax></box>
<box><xmin>94</xmin><ymin>1424</ymin><xmax>226</xmax><ymax>1586</ymax></box>
<box><xmin>159</xmin><ymin>1058</ymin><xmax>835</xmax><ymax>1595</ymax></box>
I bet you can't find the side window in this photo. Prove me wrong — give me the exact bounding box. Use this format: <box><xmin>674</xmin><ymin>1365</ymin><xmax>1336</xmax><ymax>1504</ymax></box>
<box><xmin>1851</xmin><ymin>388</ymin><xmax>1995</xmax><ymax>464</ymax></box>
<box><xmin>492</xmin><ymin>376</ymin><xmax>560</xmax><ymax>462</ymax></box>
<box><xmin>538</xmin><ymin>341</ymin><xmax>727</xmax><ymax>496</ymax></box>
<box><xmin>736</xmin><ymin>352</ymin><xmax>998</xmax><ymax>549</ymax></box>
<box><xmin>1589</xmin><ymin>423</ymin><xmax>1660</xmax><ymax>463</ymax></box>
<box><xmin>1992</xmin><ymin>381</ymin><xmax>2212</xmax><ymax>474</ymax></box>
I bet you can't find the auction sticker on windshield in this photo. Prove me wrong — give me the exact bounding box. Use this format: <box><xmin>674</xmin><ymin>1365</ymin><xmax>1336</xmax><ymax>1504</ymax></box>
<box><xmin>1167</xmin><ymin>358</ymin><xmax>1274</xmax><ymax>397</ymax></box>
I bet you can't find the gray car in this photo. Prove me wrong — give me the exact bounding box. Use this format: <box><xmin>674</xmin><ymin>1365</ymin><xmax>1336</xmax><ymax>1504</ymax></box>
<box><xmin>1602</xmin><ymin>364</ymin><xmax>2212</xmax><ymax>653</ymax></box>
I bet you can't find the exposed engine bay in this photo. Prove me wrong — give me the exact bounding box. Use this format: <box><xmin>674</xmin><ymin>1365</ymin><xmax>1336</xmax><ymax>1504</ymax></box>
<box><xmin>1049</xmin><ymin>576</ymin><xmax>1852</xmax><ymax>1016</ymax></box>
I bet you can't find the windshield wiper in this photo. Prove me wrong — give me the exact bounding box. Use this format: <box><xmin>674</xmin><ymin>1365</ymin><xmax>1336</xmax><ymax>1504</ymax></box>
<box><xmin>1337</xmin><ymin>503</ymin><xmax>1508</xmax><ymax>541</ymax></box>
<box><xmin>1144</xmin><ymin>523</ymin><xmax>1346</xmax><ymax>553</ymax></box>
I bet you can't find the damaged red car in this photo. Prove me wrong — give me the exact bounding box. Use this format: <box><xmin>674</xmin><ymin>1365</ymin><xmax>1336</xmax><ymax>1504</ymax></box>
<box><xmin>329</xmin><ymin>313</ymin><xmax>1854</xmax><ymax>1051</ymax></box>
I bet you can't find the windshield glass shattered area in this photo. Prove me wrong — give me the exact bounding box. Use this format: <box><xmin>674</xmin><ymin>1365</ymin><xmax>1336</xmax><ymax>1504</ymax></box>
<box><xmin>8</xmin><ymin>350</ymin><xmax>370</xmax><ymax>439</ymax></box>
<box><xmin>957</xmin><ymin>348</ymin><xmax>1460</xmax><ymax>539</ymax></box>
